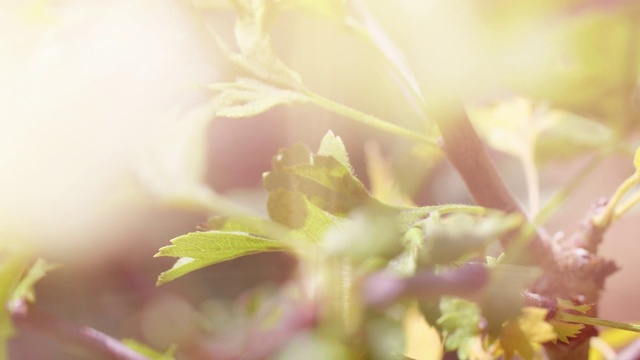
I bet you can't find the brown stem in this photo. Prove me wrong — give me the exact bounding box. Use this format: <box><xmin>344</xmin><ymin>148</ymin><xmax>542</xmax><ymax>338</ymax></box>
<box><xmin>10</xmin><ymin>299</ymin><xmax>148</xmax><ymax>360</ymax></box>
<box><xmin>433</xmin><ymin>105</ymin><xmax>552</xmax><ymax>264</ymax></box>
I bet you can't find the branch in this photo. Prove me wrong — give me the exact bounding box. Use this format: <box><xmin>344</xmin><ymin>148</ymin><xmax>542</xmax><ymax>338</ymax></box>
<box><xmin>433</xmin><ymin>106</ymin><xmax>552</xmax><ymax>264</ymax></box>
<box><xmin>10</xmin><ymin>299</ymin><xmax>148</xmax><ymax>360</ymax></box>
<box><xmin>362</xmin><ymin>263</ymin><xmax>489</xmax><ymax>308</ymax></box>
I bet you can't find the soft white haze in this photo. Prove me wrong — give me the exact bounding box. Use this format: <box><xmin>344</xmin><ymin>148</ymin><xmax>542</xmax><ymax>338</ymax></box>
<box><xmin>0</xmin><ymin>0</ymin><xmax>218</xmax><ymax>256</ymax></box>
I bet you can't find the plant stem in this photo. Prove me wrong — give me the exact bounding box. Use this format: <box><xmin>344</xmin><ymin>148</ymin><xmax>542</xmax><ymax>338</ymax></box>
<box><xmin>10</xmin><ymin>299</ymin><xmax>148</xmax><ymax>360</ymax></box>
<box><xmin>557</xmin><ymin>312</ymin><xmax>640</xmax><ymax>333</ymax></box>
<box><xmin>593</xmin><ymin>171</ymin><xmax>640</xmax><ymax>228</ymax></box>
<box><xmin>432</xmin><ymin>105</ymin><xmax>552</xmax><ymax>264</ymax></box>
<box><xmin>304</xmin><ymin>91</ymin><xmax>438</xmax><ymax>148</ymax></box>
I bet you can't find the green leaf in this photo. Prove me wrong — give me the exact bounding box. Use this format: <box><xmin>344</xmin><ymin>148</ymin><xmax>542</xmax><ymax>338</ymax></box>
<box><xmin>317</xmin><ymin>131</ymin><xmax>352</xmax><ymax>173</ymax></box>
<box><xmin>12</xmin><ymin>259</ymin><xmax>57</xmax><ymax>304</ymax></box>
<box><xmin>209</xmin><ymin>78</ymin><xmax>308</xmax><ymax>118</ymax></box>
<box><xmin>157</xmin><ymin>257</ymin><xmax>221</xmax><ymax>285</ymax></box>
<box><xmin>267</xmin><ymin>189</ymin><xmax>346</xmax><ymax>242</ymax></box>
<box><xmin>437</xmin><ymin>297</ymin><xmax>481</xmax><ymax>360</ymax></box>
<box><xmin>263</xmin><ymin>138</ymin><xmax>376</xmax><ymax>216</ymax></box>
<box><xmin>122</xmin><ymin>339</ymin><xmax>175</xmax><ymax>360</ymax></box>
<box><xmin>499</xmin><ymin>307</ymin><xmax>556</xmax><ymax>360</ymax></box>
<box><xmin>155</xmin><ymin>231</ymin><xmax>286</xmax><ymax>284</ymax></box>
<box><xmin>468</xmin><ymin>97</ymin><xmax>612</xmax><ymax>163</ymax></box>
<box><xmin>212</xmin><ymin>0</ymin><xmax>304</xmax><ymax>89</ymax></box>
<box><xmin>535</xmin><ymin>110</ymin><xmax>613</xmax><ymax>161</ymax></box>
<box><xmin>0</xmin><ymin>252</ymin><xmax>29</xmax><ymax>360</ymax></box>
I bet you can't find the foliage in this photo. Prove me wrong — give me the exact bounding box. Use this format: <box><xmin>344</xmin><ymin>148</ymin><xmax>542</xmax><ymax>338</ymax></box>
<box><xmin>5</xmin><ymin>0</ymin><xmax>640</xmax><ymax>359</ymax></box>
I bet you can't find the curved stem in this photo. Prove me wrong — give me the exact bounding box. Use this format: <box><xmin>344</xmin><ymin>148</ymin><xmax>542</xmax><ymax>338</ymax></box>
<box><xmin>304</xmin><ymin>91</ymin><xmax>438</xmax><ymax>148</ymax></box>
<box><xmin>593</xmin><ymin>171</ymin><xmax>640</xmax><ymax>228</ymax></box>
<box><xmin>11</xmin><ymin>299</ymin><xmax>148</xmax><ymax>360</ymax></box>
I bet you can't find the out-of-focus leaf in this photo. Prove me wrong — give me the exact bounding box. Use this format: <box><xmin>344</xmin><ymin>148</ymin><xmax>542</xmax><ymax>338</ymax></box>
<box><xmin>481</xmin><ymin>264</ymin><xmax>543</xmax><ymax>338</ymax></box>
<box><xmin>322</xmin><ymin>207</ymin><xmax>401</xmax><ymax>261</ymax></box>
<box><xmin>0</xmin><ymin>251</ymin><xmax>29</xmax><ymax>360</ymax></box>
<box><xmin>420</xmin><ymin>212</ymin><xmax>523</xmax><ymax>265</ymax></box>
<box><xmin>535</xmin><ymin>109</ymin><xmax>613</xmax><ymax>161</ymax></box>
<box><xmin>365</xmin><ymin>142</ymin><xmax>414</xmax><ymax>207</ymax></box>
<box><xmin>209</xmin><ymin>78</ymin><xmax>308</xmax><ymax>118</ymax></box>
<box><xmin>469</xmin><ymin>97</ymin><xmax>536</xmax><ymax>159</ymax></box>
<box><xmin>276</xmin><ymin>0</ymin><xmax>346</xmax><ymax>19</ymax></box>
<box><xmin>155</xmin><ymin>231</ymin><xmax>286</xmax><ymax>284</ymax></box>
<box><xmin>211</xmin><ymin>0</ymin><xmax>304</xmax><ymax>89</ymax></box>
<box><xmin>468</xmin><ymin>97</ymin><xmax>612</xmax><ymax>163</ymax></box>
<box><xmin>397</xmin><ymin>204</ymin><xmax>487</xmax><ymax>231</ymax></box>
<box><xmin>122</xmin><ymin>339</ymin><xmax>175</xmax><ymax>360</ymax></box>
<box><xmin>437</xmin><ymin>297</ymin><xmax>481</xmax><ymax>359</ymax></box>
<box><xmin>590</xmin><ymin>325</ymin><xmax>640</xmax><ymax>360</ymax></box>
<box><xmin>136</xmin><ymin>99</ymin><xmax>252</xmax><ymax>216</ymax></box>
<box><xmin>404</xmin><ymin>304</ymin><xmax>442</xmax><ymax>360</ymax></box>
<box><xmin>499</xmin><ymin>307</ymin><xmax>556</xmax><ymax>360</ymax></box>
<box><xmin>349</xmin><ymin>0</ymin><xmax>426</xmax><ymax>120</ymax></box>
<box><xmin>634</xmin><ymin>146</ymin><xmax>640</xmax><ymax>171</ymax></box>
<box><xmin>11</xmin><ymin>258</ymin><xmax>57</xmax><ymax>304</ymax></box>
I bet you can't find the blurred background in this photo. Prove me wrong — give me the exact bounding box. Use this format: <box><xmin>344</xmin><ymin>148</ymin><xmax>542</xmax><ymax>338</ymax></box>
<box><xmin>2</xmin><ymin>0</ymin><xmax>640</xmax><ymax>358</ymax></box>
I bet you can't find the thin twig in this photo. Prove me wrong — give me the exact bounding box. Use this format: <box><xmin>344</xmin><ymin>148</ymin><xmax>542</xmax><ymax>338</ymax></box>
<box><xmin>10</xmin><ymin>299</ymin><xmax>148</xmax><ymax>360</ymax></box>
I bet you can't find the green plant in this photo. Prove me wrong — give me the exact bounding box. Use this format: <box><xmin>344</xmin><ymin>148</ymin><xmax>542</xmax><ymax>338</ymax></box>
<box><xmin>5</xmin><ymin>1</ymin><xmax>640</xmax><ymax>359</ymax></box>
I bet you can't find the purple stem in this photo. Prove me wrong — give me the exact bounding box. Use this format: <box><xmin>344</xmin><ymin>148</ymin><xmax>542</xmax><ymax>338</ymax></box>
<box><xmin>11</xmin><ymin>299</ymin><xmax>148</xmax><ymax>360</ymax></box>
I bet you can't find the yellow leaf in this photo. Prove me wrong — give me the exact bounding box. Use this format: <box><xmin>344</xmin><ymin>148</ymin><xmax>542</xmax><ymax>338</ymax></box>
<box><xmin>556</xmin><ymin>298</ymin><xmax>590</xmax><ymax>314</ymax></box>
<box><xmin>549</xmin><ymin>319</ymin><xmax>584</xmax><ymax>344</ymax></box>
<box><xmin>499</xmin><ymin>307</ymin><xmax>556</xmax><ymax>360</ymax></box>
<box><xmin>404</xmin><ymin>305</ymin><xmax>442</xmax><ymax>360</ymax></box>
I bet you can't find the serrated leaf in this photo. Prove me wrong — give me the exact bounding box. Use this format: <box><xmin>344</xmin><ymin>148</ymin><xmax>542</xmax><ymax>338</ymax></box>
<box><xmin>437</xmin><ymin>297</ymin><xmax>481</xmax><ymax>360</ymax></box>
<box><xmin>267</xmin><ymin>189</ymin><xmax>346</xmax><ymax>242</ymax></box>
<box><xmin>157</xmin><ymin>231</ymin><xmax>285</xmax><ymax>259</ymax></box>
<box><xmin>263</xmin><ymin>139</ymin><xmax>376</xmax><ymax>216</ymax></box>
<box><xmin>556</xmin><ymin>298</ymin><xmax>591</xmax><ymax>314</ymax></box>
<box><xmin>122</xmin><ymin>339</ymin><xmax>175</xmax><ymax>360</ymax></box>
<box><xmin>546</xmin><ymin>298</ymin><xmax>591</xmax><ymax>344</ymax></box>
<box><xmin>549</xmin><ymin>319</ymin><xmax>584</xmax><ymax>344</ymax></box>
<box><xmin>317</xmin><ymin>131</ymin><xmax>352</xmax><ymax>173</ymax></box>
<box><xmin>209</xmin><ymin>78</ymin><xmax>308</xmax><ymax>118</ymax></box>
<box><xmin>155</xmin><ymin>231</ymin><xmax>286</xmax><ymax>284</ymax></box>
<box><xmin>213</xmin><ymin>0</ymin><xmax>304</xmax><ymax>89</ymax></box>
<box><xmin>11</xmin><ymin>258</ymin><xmax>57</xmax><ymax>304</ymax></box>
<box><xmin>157</xmin><ymin>257</ymin><xmax>220</xmax><ymax>285</ymax></box>
<box><xmin>499</xmin><ymin>307</ymin><xmax>556</xmax><ymax>360</ymax></box>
